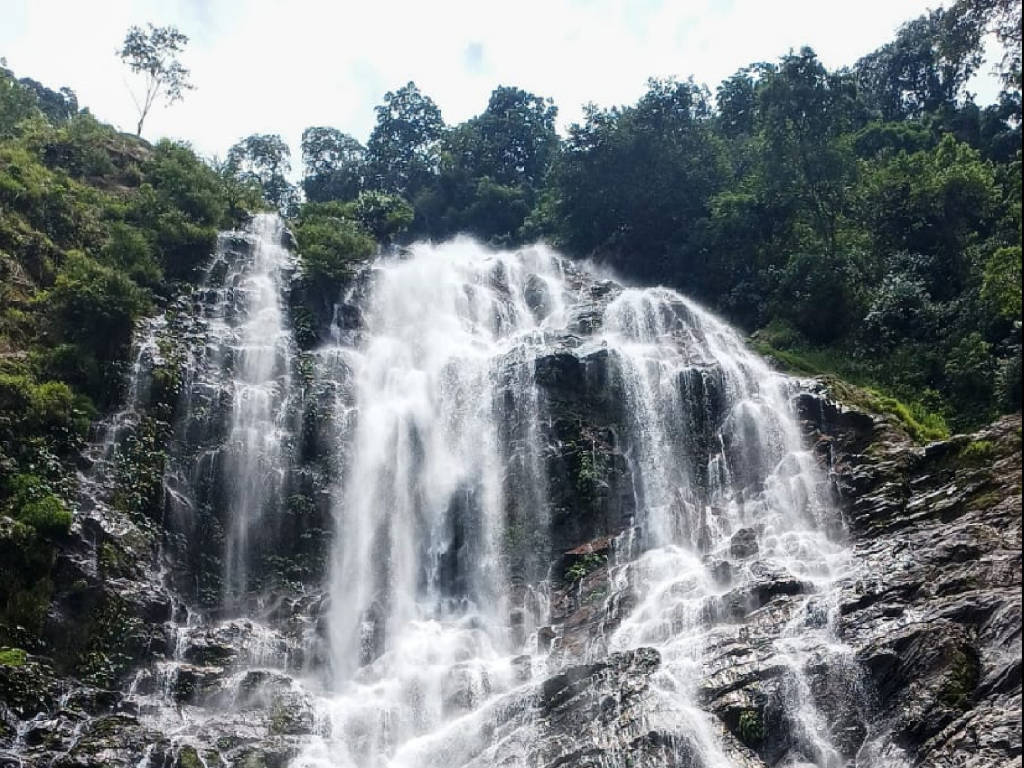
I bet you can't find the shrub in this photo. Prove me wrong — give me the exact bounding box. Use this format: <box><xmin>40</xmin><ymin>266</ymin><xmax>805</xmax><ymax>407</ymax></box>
<box><xmin>293</xmin><ymin>204</ymin><xmax>376</xmax><ymax>285</ymax></box>
<box><xmin>18</xmin><ymin>494</ymin><xmax>72</xmax><ymax>537</ymax></box>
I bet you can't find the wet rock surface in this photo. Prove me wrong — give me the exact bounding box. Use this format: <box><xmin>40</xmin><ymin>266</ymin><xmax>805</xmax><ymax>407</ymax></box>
<box><xmin>536</xmin><ymin>399</ymin><xmax>1021</xmax><ymax>767</ymax></box>
<box><xmin>2</xmin><ymin>231</ymin><xmax>1020</xmax><ymax>767</ymax></box>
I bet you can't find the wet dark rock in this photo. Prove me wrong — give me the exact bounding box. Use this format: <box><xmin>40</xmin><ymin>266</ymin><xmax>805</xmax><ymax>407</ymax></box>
<box><xmin>729</xmin><ymin>528</ymin><xmax>759</xmax><ymax>559</ymax></box>
<box><xmin>825</xmin><ymin>410</ymin><xmax>1023</xmax><ymax>767</ymax></box>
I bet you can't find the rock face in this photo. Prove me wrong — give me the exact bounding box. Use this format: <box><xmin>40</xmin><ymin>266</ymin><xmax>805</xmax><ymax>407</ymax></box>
<box><xmin>1</xmin><ymin>227</ymin><xmax>1020</xmax><ymax>768</ymax></box>
<box><xmin>825</xmin><ymin>410</ymin><xmax>1022</xmax><ymax>768</ymax></box>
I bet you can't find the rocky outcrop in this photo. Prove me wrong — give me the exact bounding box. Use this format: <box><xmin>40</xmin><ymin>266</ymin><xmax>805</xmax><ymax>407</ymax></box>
<box><xmin>2</xmin><ymin>229</ymin><xmax>1019</xmax><ymax>768</ymax></box>
<box><xmin>823</xmin><ymin>410</ymin><xmax>1022</xmax><ymax>767</ymax></box>
<box><xmin>535</xmin><ymin>392</ymin><xmax>1021</xmax><ymax>768</ymax></box>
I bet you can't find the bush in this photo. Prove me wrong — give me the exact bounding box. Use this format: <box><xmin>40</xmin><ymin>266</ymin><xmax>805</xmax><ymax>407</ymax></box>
<box><xmin>293</xmin><ymin>204</ymin><xmax>376</xmax><ymax>286</ymax></box>
<box><xmin>43</xmin><ymin>253</ymin><xmax>146</xmax><ymax>358</ymax></box>
<box><xmin>18</xmin><ymin>494</ymin><xmax>72</xmax><ymax>537</ymax></box>
<box><xmin>102</xmin><ymin>222</ymin><xmax>161</xmax><ymax>288</ymax></box>
<box><xmin>773</xmin><ymin>251</ymin><xmax>867</xmax><ymax>343</ymax></box>
<box><xmin>144</xmin><ymin>140</ymin><xmax>230</xmax><ymax>227</ymax></box>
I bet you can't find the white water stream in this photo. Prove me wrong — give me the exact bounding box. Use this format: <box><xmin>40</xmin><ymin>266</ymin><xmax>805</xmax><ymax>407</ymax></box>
<box><xmin>292</xmin><ymin>240</ymin><xmax>854</xmax><ymax>767</ymax></box>
<box><xmin>84</xmin><ymin>223</ymin><xmax>860</xmax><ymax>768</ymax></box>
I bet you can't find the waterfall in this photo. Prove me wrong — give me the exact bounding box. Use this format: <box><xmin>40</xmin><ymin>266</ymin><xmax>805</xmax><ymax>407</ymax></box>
<box><xmin>293</xmin><ymin>239</ymin><xmax>851</xmax><ymax>767</ymax></box>
<box><xmin>85</xmin><ymin>226</ymin><xmax>856</xmax><ymax>768</ymax></box>
<box><xmin>170</xmin><ymin>213</ymin><xmax>297</xmax><ymax>611</ymax></box>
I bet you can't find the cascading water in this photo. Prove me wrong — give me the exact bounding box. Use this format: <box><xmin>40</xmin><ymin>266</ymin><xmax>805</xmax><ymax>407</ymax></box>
<box><xmin>293</xmin><ymin>240</ymin><xmax>854</xmax><ymax>767</ymax></box>
<box><xmin>215</xmin><ymin>214</ymin><xmax>296</xmax><ymax>605</ymax></box>
<box><xmin>164</xmin><ymin>212</ymin><xmax>298</xmax><ymax>611</ymax></box>
<box><xmin>64</xmin><ymin>225</ymin><xmax>864</xmax><ymax>768</ymax></box>
<box><xmin>301</xmin><ymin>243</ymin><xmax>564</xmax><ymax>767</ymax></box>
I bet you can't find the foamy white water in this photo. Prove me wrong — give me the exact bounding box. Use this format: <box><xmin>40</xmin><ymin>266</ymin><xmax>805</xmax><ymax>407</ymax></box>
<box><xmin>292</xmin><ymin>238</ymin><xmax>855</xmax><ymax>767</ymax></box>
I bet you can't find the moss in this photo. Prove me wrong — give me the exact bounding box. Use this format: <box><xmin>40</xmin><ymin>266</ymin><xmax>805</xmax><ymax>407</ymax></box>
<box><xmin>98</xmin><ymin>540</ymin><xmax>130</xmax><ymax>578</ymax></box>
<box><xmin>0</xmin><ymin>647</ymin><xmax>27</xmax><ymax>666</ymax></box>
<box><xmin>17</xmin><ymin>494</ymin><xmax>71</xmax><ymax>537</ymax></box>
<box><xmin>939</xmin><ymin>647</ymin><xmax>979</xmax><ymax>710</ymax></box>
<box><xmin>959</xmin><ymin>440</ymin><xmax>996</xmax><ymax>464</ymax></box>
<box><xmin>176</xmin><ymin>745</ymin><xmax>202</xmax><ymax>768</ymax></box>
<box><xmin>965</xmin><ymin>487</ymin><xmax>1004</xmax><ymax>512</ymax></box>
<box><xmin>736</xmin><ymin>708</ymin><xmax>765</xmax><ymax>746</ymax></box>
<box><xmin>819</xmin><ymin>376</ymin><xmax>950</xmax><ymax>443</ymax></box>
<box><xmin>112</xmin><ymin>416</ymin><xmax>169</xmax><ymax>520</ymax></box>
<box><xmin>77</xmin><ymin>596</ymin><xmax>144</xmax><ymax>687</ymax></box>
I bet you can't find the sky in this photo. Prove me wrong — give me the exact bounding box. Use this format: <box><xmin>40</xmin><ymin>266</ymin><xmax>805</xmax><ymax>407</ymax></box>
<box><xmin>0</xmin><ymin>0</ymin><xmax>1003</xmax><ymax>170</ymax></box>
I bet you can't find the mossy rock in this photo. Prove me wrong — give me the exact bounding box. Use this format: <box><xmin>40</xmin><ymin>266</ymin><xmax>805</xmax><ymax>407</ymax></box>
<box><xmin>0</xmin><ymin>655</ymin><xmax>59</xmax><ymax>716</ymax></box>
<box><xmin>0</xmin><ymin>646</ymin><xmax>27</xmax><ymax>666</ymax></box>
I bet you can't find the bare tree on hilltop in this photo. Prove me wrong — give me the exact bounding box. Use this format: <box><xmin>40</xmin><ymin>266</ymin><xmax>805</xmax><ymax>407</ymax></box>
<box><xmin>118</xmin><ymin>23</ymin><xmax>194</xmax><ymax>137</ymax></box>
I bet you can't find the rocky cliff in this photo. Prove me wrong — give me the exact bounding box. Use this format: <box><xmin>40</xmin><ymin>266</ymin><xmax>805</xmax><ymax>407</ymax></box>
<box><xmin>1</xmin><ymin>222</ymin><xmax>1019</xmax><ymax>768</ymax></box>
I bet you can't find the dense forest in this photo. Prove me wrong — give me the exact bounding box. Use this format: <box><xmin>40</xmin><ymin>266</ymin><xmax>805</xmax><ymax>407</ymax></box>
<box><xmin>0</xmin><ymin>0</ymin><xmax>1020</xmax><ymax>651</ymax></box>
<box><xmin>250</xmin><ymin>1</ymin><xmax>1022</xmax><ymax>433</ymax></box>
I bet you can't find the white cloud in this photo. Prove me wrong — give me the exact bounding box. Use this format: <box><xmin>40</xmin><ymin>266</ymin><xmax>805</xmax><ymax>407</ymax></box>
<box><xmin>0</xmin><ymin>0</ymin><xmax>1001</xmax><ymax>173</ymax></box>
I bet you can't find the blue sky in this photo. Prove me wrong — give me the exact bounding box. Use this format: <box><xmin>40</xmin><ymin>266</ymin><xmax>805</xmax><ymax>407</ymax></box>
<box><xmin>1</xmin><ymin>0</ymin><xmax>1002</xmax><ymax>169</ymax></box>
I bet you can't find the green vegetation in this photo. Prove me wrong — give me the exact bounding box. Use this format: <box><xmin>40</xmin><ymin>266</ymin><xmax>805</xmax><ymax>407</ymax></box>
<box><xmin>0</xmin><ymin>647</ymin><xmax>27</xmax><ymax>667</ymax></box>
<box><xmin>565</xmin><ymin>552</ymin><xmax>607</xmax><ymax>583</ymax></box>
<box><xmin>258</xmin><ymin>0</ymin><xmax>1020</xmax><ymax>430</ymax></box>
<box><xmin>0</xmin><ymin>61</ymin><xmax>258</xmax><ymax>650</ymax></box>
<box><xmin>822</xmin><ymin>376</ymin><xmax>950</xmax><ymax>443</ymax></box>
<box><xmin>939</xmin><ymin>647</ymin><xmax>980</xmax><ymax>710</ymax></box>
<box><xmin>959</xmin><ymin>439</ymin><xmax>997</xmax><ymax>464</ymax></box>
<box><xmin>736</xmin><ymin>708</ymin><xmax>765</xmax><ymax>747</ymax></box>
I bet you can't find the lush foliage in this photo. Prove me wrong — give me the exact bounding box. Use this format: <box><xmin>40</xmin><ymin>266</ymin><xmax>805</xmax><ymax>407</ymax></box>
<box><xmin>0</xmin><ymin>64</ymin><xmax>255</xmax><ymax>647</ymax></box>
<box><xmin>277</xmin><ymin>2</ymin><xmax>1020</xmax><ymax>429</ymax></box>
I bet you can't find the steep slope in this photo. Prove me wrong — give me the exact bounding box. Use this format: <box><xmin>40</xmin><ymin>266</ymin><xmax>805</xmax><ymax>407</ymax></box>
<box><xmin>0</xmin><ymin>223</ymin><xmax>1019</xmax><ymax>768</ymax></box>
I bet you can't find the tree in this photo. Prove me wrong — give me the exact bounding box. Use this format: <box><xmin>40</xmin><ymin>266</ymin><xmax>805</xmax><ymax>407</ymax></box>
<box><xmin>300</xmin><ymin>127</ymin><xmax>366</xmax><ymax>202</ymax></box>
<box><xmin>550</xmin><ymin>78</ymin><xmax>727</xmax><ymax>284</ymax></box>
<box><xmin>453</xmin><ymin>86</ymin><xmax>558</xmax><ymax>189</ymax></box>
<box><xmin>366</xmin><ymin>82</ymin><xmax>445</xmax><ymax>196</ymax></box>
<box><xmin>226</xmin><ymin>134</ymin><xmax>297</xmax><ymax>213</ymax></box>
<box><xmin>855</xmin><ymin>7</ymin><xmax>983</xmax><ymax>120</ymax></box>
<box><xmin>118</xmin><ymin>24</ymin><xmax>194</xmax><ymax>137</ymax></box>
<box><xmin>16</xmin><ymin>77</ymin><xmax>77</xmax><ymax>123</ymax></box>
<box><xmin>757</xmin><ymin>48</ymin><xmax>862</xmax><ymax>254</ymax></box>
<box><xmin>0</xmin><ymin>63</ymin><xmax>40</xmax><ymax>137</ymax></box>
<box><xmin>857</xmin><ymin>134</ymin><xmax>998</xmax><ymax>296</ymax></box>
<box><xmin>421</xmin><ymin>85</ymin><xmax>559</xmax><ymax>242</ymax></box>
<box><xmin>954</xmin><ymin>0</ymin><xmax>1023</xmax><ymax>94</ymax></box>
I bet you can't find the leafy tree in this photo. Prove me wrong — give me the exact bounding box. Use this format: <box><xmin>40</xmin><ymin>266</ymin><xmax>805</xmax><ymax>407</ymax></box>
<box><xmin>857</xmin><ymin>134</ymin><xmax>998</xmax><ymax>295</ymax></box>
<box><xmin>301</xmin><ymin>126</ymin><xmax>366</xmax><ymax>203</ymax></box>
<box><xmin>348</xmin><ymin>191</ymin><xmax>413</xmax><ymax>244</ymax></box>
<box><xmin>550</xmin><ymin>78</ymin><xmax>727</xmax><ymax>285</ymax></box>
<box><xmin>756</xmin><ymin>48</ymin><xmax>861</xmax><ymax>254</ymax></box>
<box><xmin>227</xmin><ymin>133</ymin><xmax>297</xmax><ymax>213</ymax></box>
<box><xmin>855</xmin><ymin>7</ymin><xmax>983</xmax><ymax>120</ymax></box>
<box><xmin>983</xmin><ymin>246</ymin><xmax>1023</xmax><ymax>319</ymax></box>
<box><xmin>366</xmin><ymin>82</ymin><xmax>445</xmax><ymax>196</ymax></box>
<box><xmin>716</xmin><ymin>67</ymin><xmax>763</xmax><ymax>139</ymax></box>
<box><xmin>0</xmin><ymin>64</ymin><xmax>40</xmax><ymax>138</ymax></box>
<box><xmin>416</xmin><ymin>85</ymin><xmax>559</xmax><ymax>242</ymax></box>
<box><xmin>118</xmin><ymin>24</ymin><xmax>195</xmax><ymax>137</ymax></box>
<box><xmin>453</xmin><ymin>86</ymin><xmax>558</xmax><ymax>189</ymax></box>
<box><xmin>954</xmin><ymin>0</ymin><xmax>1023</xmax><ymax>94</ymax></box>
<box><xmin>16</xmin><ymin>77</ymin><xmax>77</xmax><ymax>123</ymax></box>
<box><xmin>773</xmin><ymin>251</ymin><xmax>869</xmax><ymax>343</ymax></box>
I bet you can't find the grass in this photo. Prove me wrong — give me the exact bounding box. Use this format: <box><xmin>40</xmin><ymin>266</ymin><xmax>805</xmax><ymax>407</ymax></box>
<box><xmin>751</xmin><ymin>338</ymin><xmax>950</xmax><ymax>443</ymax></box>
